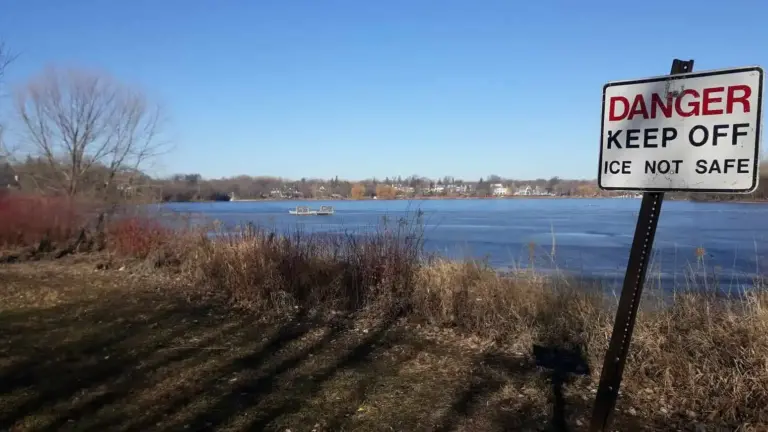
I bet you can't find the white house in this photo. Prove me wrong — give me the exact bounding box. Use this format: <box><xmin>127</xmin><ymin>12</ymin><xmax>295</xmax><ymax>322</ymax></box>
<box><xmin>514</xmin><ymin>185</ymin><xmax>550</xmax><ymax>196</ymax></box>
<box><xmin>453</xmin><ymin>184</ymin><xmax>472</xmax><ymax>194</ymax></box>
<box><xmin>491</xmin><ymin>183</ymin><xmax>509</xmax><ymax>196</ymax></box>
<box><xmin>515</xmin><ymin>185</ymin><xmax>532</xmax><ymax>196</ymax></box>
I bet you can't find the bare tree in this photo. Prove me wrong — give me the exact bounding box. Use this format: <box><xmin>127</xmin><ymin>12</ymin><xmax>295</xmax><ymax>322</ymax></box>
<box><xmin>0</xmin><ymin>42</ymin><xmax>17</xmax><ymax>159</ymax></box>
<box><xmin>14</xmin><ymin>67</ymin><xmax>166</xmax><ymax>198</ymax></box>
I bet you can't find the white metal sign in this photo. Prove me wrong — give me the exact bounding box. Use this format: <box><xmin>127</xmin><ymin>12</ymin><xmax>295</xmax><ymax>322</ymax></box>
<box><xmin>599</xmin><ymin>67</ymin><xmax>763</xmax><ymax>193</ymax></box>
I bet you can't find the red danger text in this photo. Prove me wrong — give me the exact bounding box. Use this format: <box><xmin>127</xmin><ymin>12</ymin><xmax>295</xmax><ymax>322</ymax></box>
<box><xmin>608</xmin><ymin>85</ymin><xmax>752</xmax><ymax>121</ymax></box>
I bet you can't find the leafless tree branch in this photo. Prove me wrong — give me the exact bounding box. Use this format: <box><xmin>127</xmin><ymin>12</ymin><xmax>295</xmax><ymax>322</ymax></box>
<box><xmin>14</xmin><ymin>67</ymin><xmax>168</xmax><ymax>199</ymax></box>
<box><xmin>0</xmin><ymin>42</ymin><xmax>13</xmax><ymax>80</ymax></box>
<box><xmin>0</xmin><ymin>42</ymin><xmax>18</xmax><ymax>160</ymax></box>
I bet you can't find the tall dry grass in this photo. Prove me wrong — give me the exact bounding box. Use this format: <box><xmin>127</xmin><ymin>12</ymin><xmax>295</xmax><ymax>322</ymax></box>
<box><xmin>184</xmin><ymin>222</ymin><xmax>423</xmax><ymax>314</ymax></box>
<box><xmin>626</xmin><ymin>290</ymin><xmax>768</xmax><ymax>421</ymax></box>
<box><xmin>174</xmin><ymin>220</ymin><xmax>767</xmax><ymax>424</ymax></box>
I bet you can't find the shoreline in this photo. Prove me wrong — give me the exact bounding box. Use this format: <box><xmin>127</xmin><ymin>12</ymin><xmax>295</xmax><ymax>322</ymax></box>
<box><xmin>185</xmin><ymin>195</ymin><xmax>768</xmax><ymax>204</ymax></box>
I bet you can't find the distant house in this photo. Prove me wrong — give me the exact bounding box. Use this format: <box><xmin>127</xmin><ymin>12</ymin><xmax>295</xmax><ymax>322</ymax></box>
<box><xmin>514</xmin><ymin>184</ymin><xmax>550</xmax><ymax>196</ymax></box>
<box><xmin>491</xmin><ymin>183</ymin><xmax>509</xmax><ymax>196</ymax></box>
<box><xmin>515</xmin><ymin>185</ymin><xmax>533</xmax><ymax>196</ymax></box>
<box><xmin>444</xmin><ymin>183</ymin><xmax>466</xmax><ymax>194</ymax></box>
<box><xmin>452</xmin><ymin>184</ymin><xmax>472</xmax><ymax>195</ymax></box>
<box><xmin>390</xmin><ymin>184</ymin><xmax>416</xmax><ymax>195</ymax></box>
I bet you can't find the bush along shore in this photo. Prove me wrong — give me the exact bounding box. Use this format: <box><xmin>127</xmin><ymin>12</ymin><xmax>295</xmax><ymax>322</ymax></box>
<box><xmin>1</xmin><ymin>193</ymin><xmax>767</xmax><ymax>431</ymax></box>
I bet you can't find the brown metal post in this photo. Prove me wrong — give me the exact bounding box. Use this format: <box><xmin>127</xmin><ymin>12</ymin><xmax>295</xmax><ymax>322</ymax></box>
<box><xmin>589</xmin><ymin>59</ymin><xmax>694</xmax><ymax>432</ymax></box>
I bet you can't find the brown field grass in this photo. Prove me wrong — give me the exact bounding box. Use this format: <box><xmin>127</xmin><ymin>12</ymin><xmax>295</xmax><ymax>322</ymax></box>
<box><xmin>0</xmin><ymin>260</ymin><xmax>648</xmax><ymax>431</ymax></box>
<box><xmin>0</xmin><ymin>206</ymin><xmax>767</xmax><ymax>431</ymax></box>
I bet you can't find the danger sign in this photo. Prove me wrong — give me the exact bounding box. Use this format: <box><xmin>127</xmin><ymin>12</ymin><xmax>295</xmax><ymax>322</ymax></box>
<box><xmin>599</xmin><ymin>67</ymin><xmax>763</xmax><ymax>193</ymax></box>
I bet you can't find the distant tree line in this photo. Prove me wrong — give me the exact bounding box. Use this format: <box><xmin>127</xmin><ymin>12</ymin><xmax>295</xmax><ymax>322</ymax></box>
<box><xmin>147</xmin><ymin>174</ymin><xmax>598</xmax><ymax>202</ymax></box>
<box><xmin>133</xmin><ymin>172</ymin><xmax>766</xmax><ymax>202</ymax></box>
<box><xmin>4</xmin><ymin>159</ymin><xmax>767</xmax><ymax>203</ymax></box>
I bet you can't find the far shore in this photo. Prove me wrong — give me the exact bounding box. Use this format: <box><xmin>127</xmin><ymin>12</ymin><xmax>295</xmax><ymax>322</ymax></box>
<box><xmin>179</xmin><ymin>195</ymin><xmax>768</xmax><ymax>204</ymax></box>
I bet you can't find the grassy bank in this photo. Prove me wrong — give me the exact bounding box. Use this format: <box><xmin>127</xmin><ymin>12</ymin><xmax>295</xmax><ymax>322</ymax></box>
<box><xmin>1</xmin><ymin>193</ymin><xmax>767</xmax><ymax>430</ymax></box>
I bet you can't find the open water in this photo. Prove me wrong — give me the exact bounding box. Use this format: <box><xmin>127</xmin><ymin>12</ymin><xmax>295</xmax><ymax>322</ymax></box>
<box><xmin>161</xmin><ymin>198</ymin><xmax>767</xmax><ymax>290</ymax></box>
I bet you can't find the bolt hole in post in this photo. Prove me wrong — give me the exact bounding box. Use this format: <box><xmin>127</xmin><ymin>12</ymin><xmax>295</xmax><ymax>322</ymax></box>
<box><xmin>591</xmin><ymin>57</ymin><xmax>763</xmax><ymax>431</ymax></box>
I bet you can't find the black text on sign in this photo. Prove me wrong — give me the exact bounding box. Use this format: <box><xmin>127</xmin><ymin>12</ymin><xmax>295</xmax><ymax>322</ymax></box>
<box><xmin>599</xmin><ymin>67</ymin><xmax>763</xmax><ymax>193</ymax></box>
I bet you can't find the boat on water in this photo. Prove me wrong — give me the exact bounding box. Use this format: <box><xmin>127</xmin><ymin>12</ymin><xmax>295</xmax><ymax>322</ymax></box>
<box><xmin>316</xmin><ymin>205</ymin><xmax>334</xmax><ymax>216</ymax></box>
<box><xmin>289</xmin><ymin>206</ymin><xmax>314</xmax><ymax>215</ymax></box>
<box><xmin>288</xmin><ymin>205</ymin><xmax>334</xmax><ymax>216</ymax></box>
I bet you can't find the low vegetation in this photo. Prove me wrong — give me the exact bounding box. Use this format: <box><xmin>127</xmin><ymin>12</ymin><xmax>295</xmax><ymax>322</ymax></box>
<box><xmin>0</xmin><ymin>193</ymin><xmax>85</xmax><ymax>247</ymax></box>
<box><xmin>1</xmin><ymin>194</ymin><xmax>767</xmax><ymax>430</ymax></box>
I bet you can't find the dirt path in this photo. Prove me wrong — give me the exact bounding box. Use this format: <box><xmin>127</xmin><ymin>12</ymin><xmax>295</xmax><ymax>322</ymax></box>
<box><xmin>0</xmin><ymin>260</ymin><xmax>668</xmax><ymax>431</ymax></box>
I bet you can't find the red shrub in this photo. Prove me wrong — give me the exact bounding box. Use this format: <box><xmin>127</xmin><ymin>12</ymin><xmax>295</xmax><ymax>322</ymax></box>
<box><xmin>107</xmin><ymin>216</ymin><xmax>172</xmax><ymax>259</ymax></box>
<box><xmin>0</xmin><ymin>193</ymin><xmax>84</xmax><ymax>247</ymax></box>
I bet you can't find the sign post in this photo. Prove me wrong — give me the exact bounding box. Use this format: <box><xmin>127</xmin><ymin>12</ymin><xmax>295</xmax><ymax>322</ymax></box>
<box><xmin>589</xmin><ymin>60</ymin><xmax>763</xmax><ymax>431</ymax></box>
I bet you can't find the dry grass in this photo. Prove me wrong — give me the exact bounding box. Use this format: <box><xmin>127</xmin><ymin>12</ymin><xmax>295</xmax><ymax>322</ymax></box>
<box><xmin>106</xmin><ymin>216</ymin><xmax>174</xmax><ymax>259</ymax></box>
<box><xmin>171</xmin><ymin>222</ymin><xmax>768</xmax><ymax>428</ymax></box>
<box><xmin>626</xmin><ymin>290</ymin><xmax>768</xmax><ymax>424</ymax></box>
<box><xmin>184</xmin><ymin>223</ymin><xmax>422</xmax><ymax>315</ymax></box>
<box><xmin>1</xmin><ymin>205</ymin><xmax>767</xmax><ymax>429</ymax></box>
<box><xmin>0</xmin><ymin>260</ymin><xmax>645</xmax><ymax>431</ymax></box>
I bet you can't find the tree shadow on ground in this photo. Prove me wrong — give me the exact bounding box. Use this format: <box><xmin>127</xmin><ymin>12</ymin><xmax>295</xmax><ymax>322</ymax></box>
<box><xmin>0</xmin><ymin>287</ymin><xmax>666</xmax><ymax>432</ymax></box>
<box><xmin>0</xmin><ymin>289</ymin><xmax>320</xmax><ymax>431</ymax></box>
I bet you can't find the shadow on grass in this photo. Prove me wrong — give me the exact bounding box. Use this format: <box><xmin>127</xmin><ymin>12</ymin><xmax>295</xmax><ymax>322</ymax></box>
<box><xmin>532</xmin><ymin>345</ymin><xmax>590</xmax><ymax>432</ymax></box>
<box><xmin>0</xmin><ymin>295</ymin><xmax>247</xmax><ymax>431</ymax></box>
<box><xmin>1</xmin><ymin>288</ymin><xmax>658</xmax><ymax>431</ymax></box>
<box><xmin>432</xmin><ymin>347</ymin><xmax>591</xmax><ymax>432</ymax></box>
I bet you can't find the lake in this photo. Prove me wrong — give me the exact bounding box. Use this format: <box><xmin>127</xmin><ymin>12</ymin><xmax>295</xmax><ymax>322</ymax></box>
<box><xmin>161</xmin><ymin>199</ymin><xmax>768</xmax><ymax>290</ymax></box>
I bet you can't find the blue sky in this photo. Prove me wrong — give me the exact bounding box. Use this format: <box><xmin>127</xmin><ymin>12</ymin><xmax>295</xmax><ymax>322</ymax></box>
<box><xmin>0</xmin><ymin>0</ymin><xmax>765</xmax><ymax>180</ymax></box>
